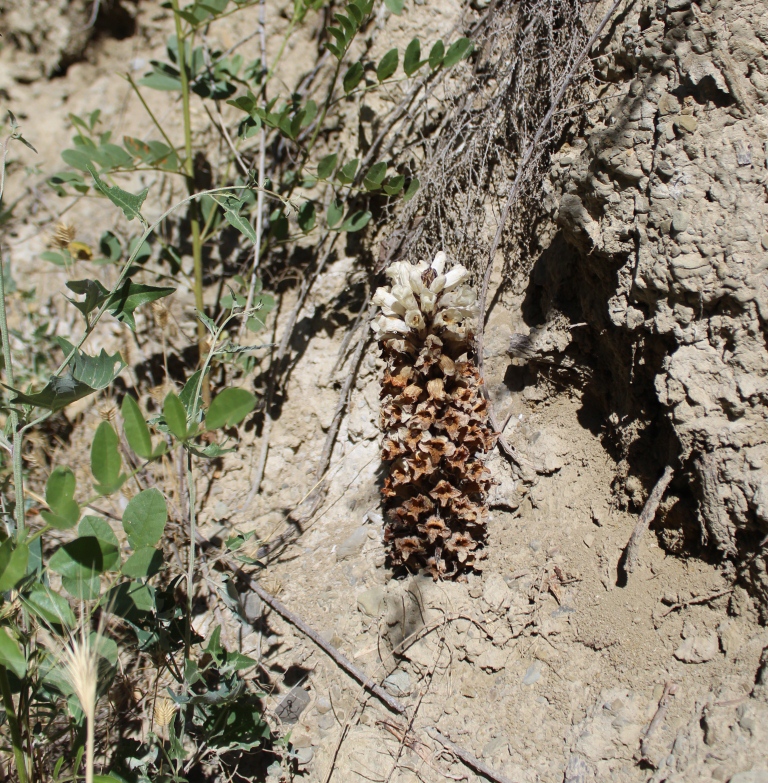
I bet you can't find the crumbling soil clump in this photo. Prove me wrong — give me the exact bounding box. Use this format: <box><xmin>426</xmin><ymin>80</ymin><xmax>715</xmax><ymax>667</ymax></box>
<box><xmin>532</xmin><ymin>0</ymin><xmax>768</xmax><ymax>605</ymax></box>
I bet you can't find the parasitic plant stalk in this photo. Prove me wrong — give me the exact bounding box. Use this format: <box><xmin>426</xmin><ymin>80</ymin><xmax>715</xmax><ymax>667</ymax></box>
<box><xmin>372</xmin><ymin>252</ymin><xmax>496</xmax><ymax>578</ymax></box>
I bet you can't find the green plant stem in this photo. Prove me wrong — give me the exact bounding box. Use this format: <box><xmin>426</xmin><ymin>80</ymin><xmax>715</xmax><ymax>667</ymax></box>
<box><xmin>0</xmin><ymin>137</ymin><xmax>25</xmax><ymax>536</ymax></box>
<box><xmin>123</xmin><ymin>74</ymin><xmax>180</xmax><ymax>155</ymax></box>
<box><xmin>183</xmin><ymin>449</ymin><xmax>195</xmax><ymax>662</ymax></box>
<box><xmin>0</xmin><ymin>665</ymin><xmax>28</xmax><ymax>783</ymax></box>
<box><xmin>170</xmin><ymin>0</ymin><xmax>209</xmax><ymax>405</ymax></box>
<box><xmin>0</xmin><ymin>260</ymin><xmax>23</xmax><ymax>536</ymax></box>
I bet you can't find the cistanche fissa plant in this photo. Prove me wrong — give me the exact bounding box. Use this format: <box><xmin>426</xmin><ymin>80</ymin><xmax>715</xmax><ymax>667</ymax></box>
<box><xmin>372</xmin><ymin>252</ymin><xmax>496</xmax><ymax>578</ymax></box>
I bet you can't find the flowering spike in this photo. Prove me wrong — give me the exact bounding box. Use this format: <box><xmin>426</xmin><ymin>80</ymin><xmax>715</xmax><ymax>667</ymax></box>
<box><xmin>373</xmin><ymin>251</ymin><xmax>495</xmax><ymax>578</ymax></box>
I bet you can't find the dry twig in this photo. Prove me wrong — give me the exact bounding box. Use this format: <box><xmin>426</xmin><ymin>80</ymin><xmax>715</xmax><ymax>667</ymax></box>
<box><xmin>639</xmin><ymin>681</ymin><xmax>677</xmax><ymax>766</ymax></box>
<box><xmin>425</xmin><ymin>727</ymin><xmax>516</xmax><ymax>783</ymax></box>
<box><xmin>660</xmin><ymin>588</ymin><xmax>733</xmax><ymax>618</ymax></box>
<box><xmin>623</xmin><ymin>465</ymin><xmax>675</xmax><ymax>575</ymax></box>
<box><xmin>206</xmin><ymin>544</ymin><xmax>408</xmax><ymax>715</ymax></box>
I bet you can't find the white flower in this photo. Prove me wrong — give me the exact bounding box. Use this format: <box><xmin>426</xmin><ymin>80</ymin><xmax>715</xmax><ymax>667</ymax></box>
<box><xmin>373</xmin><ymin>288</ymin><xmax>406</xmax><ymax>316</ymax></box>
<box><xmin>439</xmin><ymin>288</ymin><xmax>476</xmax><ymax>309</ymax></box>
<box><xmin>420</xmin><ymin>291</ymin><xmax>437</xmax><ymax>314</ymax></box>
<box><xmin>408</xmin><ymin>266</ymin><xmax>429</xmax><ymax>297</ymax></box>
<box><xmin>385</xmin><ymin>261</ymin><xmax>413</xmax><ymax>288</ymax></box>
<box><xmin>443</xmin><ymin>265</ymin><xmax>470</xmax><ymax>291</ymax></box>
<box><xmin>429</xmin><ymin>274</ymin><xmax>446</xmax><ymax>294</ymax></box>
<box><xmin>373</xmin><ymin>315</ymin><xmax>410</xmax><ymax>337</ymax></box>
<box><xmin>404</xmin><ymin>310</ymin><xmax>426</xmax><ymax>330</ymax></box>
<box><xmin>440</xmin><ymin>305</ymin><xmax>479</xmax><ymax>324</ymax></box>
<box><xmin>430</xmin><ymin>251</ymin><xmax>447</xmax><ymax>275</ymax></box>
<box><xmin>391</xmin><ymin>284</ymin><xmax>418</xmax><ymax>311</ymax></box>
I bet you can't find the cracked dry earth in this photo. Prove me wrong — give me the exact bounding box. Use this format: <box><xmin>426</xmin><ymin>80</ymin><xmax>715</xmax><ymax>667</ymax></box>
<box><xmin>2</xmin><ymin>0</ymin><xmax>768</xmax><ymax>781</ymax></box>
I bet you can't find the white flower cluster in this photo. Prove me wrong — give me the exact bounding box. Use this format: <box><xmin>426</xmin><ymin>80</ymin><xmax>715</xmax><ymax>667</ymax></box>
<box><xmin>371</xmin><ymin>252</ymin><xmax>479</xmax><ymax>344</ymax></box>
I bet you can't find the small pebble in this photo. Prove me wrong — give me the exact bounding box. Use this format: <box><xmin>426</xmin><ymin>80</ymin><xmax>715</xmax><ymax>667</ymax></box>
<box><xmin>522</xmin><ymin>661</ymin><xmax>542</xmax><ymax>686</ymax></box>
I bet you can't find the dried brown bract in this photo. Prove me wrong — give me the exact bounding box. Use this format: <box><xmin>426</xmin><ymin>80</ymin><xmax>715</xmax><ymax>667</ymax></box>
<box><xmin>373</xmin><ymin>252</ymin><xmax>495</xmax><ymax>579</ymax></box>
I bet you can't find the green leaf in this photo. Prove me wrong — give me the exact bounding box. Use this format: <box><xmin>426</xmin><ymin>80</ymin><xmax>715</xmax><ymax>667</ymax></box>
<box><xmin>340</xmin><ymin>210</ymin><xmax>372</xmax><ymax>232</ymax></box>
<box><xmin>86</xmin><ymin>165</ymin><xmax>148</xmax><ymax>222</ymax></box>
<box><xmin>225</xmin><ymin>650</ymin><xmax>258</xmax><ymax>671</ymax></box>
<box><xmin>123</xmin><ymin>136</ymin><xmax>154</xmax><ymax>161</ymax></box>
<box><xmin>377</xmin><ymin>48</ymin><xmax>399</xmax><ymax>82</ymax></box>
<box><xmin>121</xmin><ymin>547</ymin><xmax>164</xmax><ymax>579</ymax></box>
<box><xmin>105</xmin><ymin>280</ymin><xmax>175</xmax><ymax>330</ymax></box>
<box><xmin>403</xmin><ymin>177</ymin><xmax>420</xmax><ymax>202</ymax></box>
<box><xmin>327</xmin><ymin>198</ymin><xmax>344</xmax><ymax>228</ymax></box>
<box><xmin>297</xmin><ymin>201</ymin><xmax>316</xmax><ymax>233</ymax></box>
<box><xmin>91</xmin><ymin>421</ymin><xmax>125</xmax><ymax>495</ymax></box>
<box><xmin>343</xmin><ymin>62</ymin><xmax>364</xmax><ymax>94</ymax></box>
<box><xmin>41</xmin><ymin>466</ymin><xmax>80</xmax><ymax>530</ymax></box>
<box><xmin>24</xmin><ymin>584</ymin><xmax>76</xmax><ymax>628</ymax></box>
<box><xmin>0</xmin><ymin>540</ymin><xmax>28</xmax><ymax>592</ymax></box>
<box><xmin>139</xmin><ymin>62</ymin><xmax>182</xmax><ymax>91</ymax></box>
<box><xmin>57</xmin><ymin>338</ymin><xmax>126</xmax><ymax>390</ymax></box>
<box><xmin>337</xmin><ymin>157</ymin><xmax>359</xmax><ymax>185</ymax></box>
<box><xmin>121</xmin><ymin>395</ymin><xmax>153</xmax><ymax>459</ymax></box>
<box><xmin>205</xmin><ymin>388</ymin><xmax>257</xmax><ymax>430</ymax></box>
<box><xmin>404</xmin><ymin>38</ymin><xmax>423</xmax><ymax>76</ymax></box>
<box><xmin>224</xmin><ymin>210</ymin><xmax>258</xmax><ymax>244</ymax></box>
<box><xmin>98</xmin><ymin>231</ymin><xmax>122</xmax><ymax>263</ymax></box>
<box><xmin>179</xmin><ymin>371</ymin><xmax>202</xmax><ymax>415</ymax></box>
<box><xmin>443</xmin><ymin>37</ymin><xmax>473</xmax><ymax>68</ymax></box>
<box><xmin>103</xmin><ymin>581</ymin><xmax>156</xmax><ymax>620</ymax></box>
<box><xmin>79</xmin><ymin>515</ymin><xmax>120</xmax><ymax>549</ymax></box>
<box><xmin>61</xmin><ymin>148</ymin><xmax>94</xmax><ymax>171</ymax></box>
<box><xmin>363</xmin><ymin>161</ymin><xmax>387</xmax><ymax>191</ymax></box>
<box><xmin>48</xmin><ymin>171</ymin><xmax>89</xmax><ymax>196</ymax></box>
<box><xmin>49</xmin><ymin>534</ymin><xmax>120</xmax><ymax>580</ymax></box>
<box><xmin>163</xmin><ymin>392</ymin><xmax>188</xmax><ymax>440</ymax></box>
<box><xmin>323</xmin><ymin>41</ymin><xmax>342</xmax><ymax>60</ymax></box>
<box><xmin>10</xmin><ymin>339</ymin><xmax>127</xmax><ymax>413</ymax></box>
<box><xmin>40</xmin><ymin>250</ymin><xmax>71</xmax><ymax>267</ymax></box>
<box><xmin>384</xmin><ymin>0</ymin><xmax>403</xmax><ymax>13</ymax></box>
<box><xmin>317</xmin><ymin>153</ymin><xmax>337</xmax><ymax>180</ymax></box>
<box><xmin>382</xmin><ymin>174</ymin><xmax>405</xmax><ymax>195</ymax></box>
<box><xmin>0</xmin><ymin>628</ymin><xmax>26</xmax><ymax>679</ymax></box>
<box><xmin>428</xmin><ymin>39</ymin><xmax>445</xmax><ymax>69</ymax></box>
<box><xmin>66</xmin><ymin>279</ymin><xmax>109</xmax><ymax>318</ymax></box>
<box><xmin>122</xmin><ymin>488</ymin><xmax>167</xmax><ymax>550</ymax></box>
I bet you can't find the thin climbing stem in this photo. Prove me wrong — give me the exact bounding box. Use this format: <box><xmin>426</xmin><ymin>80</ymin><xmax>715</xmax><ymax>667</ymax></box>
<box><xmin>0</xmin><ymin>665</ymin><xmax>28</xmax><ymax>783</ymax></box>
<box><xmin>0</xmin><ymin>134</ymin><xmax>25</xmax><ymax>535</ymax></box>
<box><xmin>170</xmin><ymin>0</ymin><xmax>209</xmax><ymax>404</ymax></box>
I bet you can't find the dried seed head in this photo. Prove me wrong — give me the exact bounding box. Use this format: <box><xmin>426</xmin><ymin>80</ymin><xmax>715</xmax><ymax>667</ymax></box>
<box><xmin>53</xmin><ymin>223</ymin><xmax>77</xmax><ymax>248</ymax></box>
<box><xmin>154</xmin><ymin>698</ymin><xmax>176</xmax><ymax>727</ymax></box>
<box><xmin>152</xmin><ymin>300</ymin><xmax>170</xmax><ymax>329</ymax></box>
<box><xmin>99</xmin><ymin>404</ymin><xmax>117</xmax><ymax>422</ymax></box>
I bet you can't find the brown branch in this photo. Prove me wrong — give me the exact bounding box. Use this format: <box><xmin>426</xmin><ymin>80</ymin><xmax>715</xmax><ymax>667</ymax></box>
<box><xmin>639</xmin><ymin>681</ymin><xmax>677</xmax><ymax>766</ymax></box>
<box><xmin>660</xmin><ymin>588</ymin><xmax>733</xmax><ymax>618</ymax></box>
<box><xmin>235</xmin><ymin>565</ymin><xmax>408</xmax><ymax>715</ymax></box>
<box><xmin>425</xmin><ymin>727</ymin><xmax>517</xmax><ymax>783</ymax></box>
<box><xmin>623</xmin><ymin>465</ymin><xmax>675</xmax><ymax>575</ymax></box>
